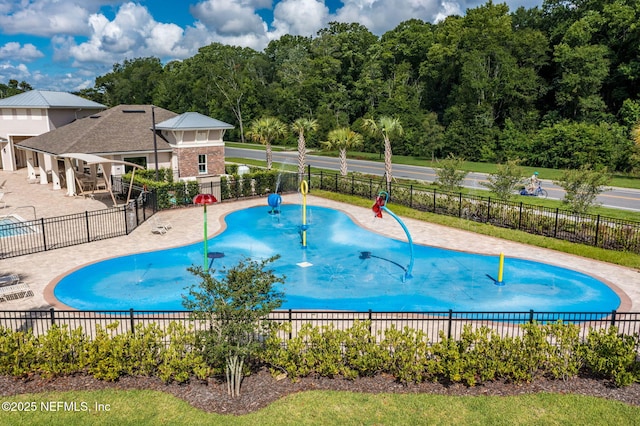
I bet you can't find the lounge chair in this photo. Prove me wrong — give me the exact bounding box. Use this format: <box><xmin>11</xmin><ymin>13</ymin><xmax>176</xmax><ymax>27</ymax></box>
<box><xmin>0</xmin><ymin>192</ymin><xmax>5</xmax><ymax>208</ymax></box>
<box><xmin>154</xmin><ymin>216</ymin><xmax>172</xmax><ymax>230</ymax></box>
<box><xmin>150</xmin><ymin>217</ymin><xmax>170</xmax><ymax>235</ymax></box>
<box><xmin>0</xmin><ymin>277</ymin><xmax>33</xmax><ymax>302</ymax></box>
<box><xmin>0</xmin><ymin>274</ymin><xmax>19</xmax><ymax>287</ymax></box>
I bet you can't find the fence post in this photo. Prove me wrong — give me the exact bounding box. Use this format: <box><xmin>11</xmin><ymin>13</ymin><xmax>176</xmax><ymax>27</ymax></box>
<box><xmin>518</xmin><ymin>202</ymin><xmax>523</xmax><ymax>230</ymax></box>
<box><xmin>123</xmin><ymin>205</ymin><xmax>129</xmax><ymax>235</ymax></box>
<box><xmin>610</xmin><ymin>309</ymin><xmax>617</xmax><ymax>327</ymax></box>
<box><xmin>368</xmin><ymin>309</ymin><xmax>372</xmax><ymax>334</ymax></box>
<box><xmin>85</xmin><ymin>211</ymin><xmax>91</xmax><ymax>243</ymax></box>
<box><xmin>595</xmin><ymin>215</ymin><xmax>601</xmax><ymax>248</ymax></box>
<box><xmin>529</xmin><ymin>309</ymin><xmax>534</xmax><ymax>324</ymax></box>
<box><xmin>447</xmin><ymin>309</ymin><xmax>452</xmax><ymax>339</ymax></box>
<box><xmin>410</xmin><ymin>185</ymin><xmax>414</xmax><ymax>209</ymax></box>
<box><xmin>130</xmin><ymin>308</ymin><xmax>135</xmax><ymax>334</ymax></box>
<box><xmin>49</xmin><ymin>307</ymin><xmax>55</xmax><ymax>326</ymax></box>
<box><xmin>486</xmin><ymin>198</ymin><xmax>491</xmax><ymax>222</ymax></box>
<box><xmin>307</xmin><ymin>164</ymin><xmax>311</xmax><ymax>192</ymax></box>
<box><xmin>458</xmin><ymin>192</ymin><xmax>462</xmax><ymax>217</ymax></box>
<box><xmin>40</xmin><ymin>218</ymin><xmax>47</xmax><ymax>251</ymax></box>
<box><xmin>369</xmin><ymin>178</ymin><xmax>372</xmax><ymax>199</ymax></box>
<box><xmin>320</xmin><ymin>170</ymin><xmax>323</xmax><ymax>189</ymax></box>
<box><xmin>288</xmin><ymin>309</ymin><xmax>292</xmax><ymax>340</ymax></box>
<box><xmin>554</xmin><ymin>208</ymin><xmax>559</xmax><ymax>238</ymax></box>
<box><xmin>433</xmin><ymin>189</ymin><xmax>436</xmax><ymax>213</ymax></box>
<box><xmin>335</xmin><ymin>173</ymin><xmax>338</xmax><ymax>193</ymax></box>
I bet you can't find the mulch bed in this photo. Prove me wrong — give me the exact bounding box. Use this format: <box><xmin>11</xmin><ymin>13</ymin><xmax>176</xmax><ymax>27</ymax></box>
<box><xmin>1</xmin><ymin>369</ymin><xmax>639</xmax><ymax>415</ymax></box>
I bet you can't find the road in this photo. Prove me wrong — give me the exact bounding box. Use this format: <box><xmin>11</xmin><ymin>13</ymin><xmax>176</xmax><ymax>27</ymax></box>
<box><xmin>226</xmin><ymin>147</ymin><xmax>640</xmax><ymax>212</ymax></box>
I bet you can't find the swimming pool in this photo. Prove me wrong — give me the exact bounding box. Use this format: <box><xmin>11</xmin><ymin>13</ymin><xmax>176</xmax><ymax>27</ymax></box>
<box><xmin>0</xmin><ymin>214</ymin><xmax>34</xmax><ymax>238</ymax></box>
<box><xmin>54</xmin><ymin>204</ymin><xmax>621</xmax><ymax>312</ymax></box>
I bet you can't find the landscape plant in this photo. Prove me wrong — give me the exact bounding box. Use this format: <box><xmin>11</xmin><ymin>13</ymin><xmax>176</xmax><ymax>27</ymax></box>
<box><xmin>482</xmin><ymin>159</ymin><xmax>525</xmax><ymax>200</ymax></box>
<box><xmin>434</xmin><ymin>154</ymin><xmax>468</xmax><ymax>191</ymax></box>
<box><xmin>554</xmin><ymin>165</ymin><xmax>611</xmax><ymax>214</ymax></box>
<box><xmin>183</xmin><ymin>256</ymin><xmax>285</xmax><ymax>397</ymax></box>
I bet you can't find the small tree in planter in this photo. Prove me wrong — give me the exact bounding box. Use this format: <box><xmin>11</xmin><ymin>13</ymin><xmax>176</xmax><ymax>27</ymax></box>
<box><xmin>554</xmin><ymin>165</ymin><xmax>611</xmax><ymax>214</ymax></box>
<box><xmin>482</xmin><ymin>159</ymin><xmax>525</xmax><ymax>200</ymax></box>
<box><xmin>183</xmin><ymin>256</ymin><xmax>285</xmax><ymax>397</ymax></box>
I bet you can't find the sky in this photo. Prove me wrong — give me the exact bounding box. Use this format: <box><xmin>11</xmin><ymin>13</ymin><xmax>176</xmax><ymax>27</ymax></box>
<box><xmin>0</xmin><ymin>0</ymin><xmax>543</xmax><ymax>93</ymax></box>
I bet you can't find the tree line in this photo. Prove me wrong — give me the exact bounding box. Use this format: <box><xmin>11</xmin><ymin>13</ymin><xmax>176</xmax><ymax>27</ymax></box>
<box><xmin>8</xmin><ymin>0</ymin><xmax>640</xmax><ymax>174</ymax></box>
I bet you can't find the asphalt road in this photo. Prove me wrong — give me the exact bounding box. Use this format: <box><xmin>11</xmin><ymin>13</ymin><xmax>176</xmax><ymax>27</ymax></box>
<box><xmin>226</xmin><ymin>147</ymin><xmax>640</xmax><ymax>212</ymax></box>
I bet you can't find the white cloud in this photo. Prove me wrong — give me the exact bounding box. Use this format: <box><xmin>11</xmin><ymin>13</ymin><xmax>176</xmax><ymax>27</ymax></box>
<box><xmin>69</xmin><ymin>2</ymin><xmax>192</xmax><ymax>66</ymax></box>
<box><xmin>0</xmin><ymin>0</ymin><xmax>99</xmax><ymax>37</ymax></box>
<box><xmin>190</xmin><ymin>0</ymin><xmax>267</xmax><ymax>37</ymax></box>
<box><xmin>269</xmin><ymin>0</ymin><xmax>329</xmax><ymax>40</ymax></box>
<box><xmin>0</xmin><ymin>42</ymin><xmax>44</xmax><ymax>61</ymax></box>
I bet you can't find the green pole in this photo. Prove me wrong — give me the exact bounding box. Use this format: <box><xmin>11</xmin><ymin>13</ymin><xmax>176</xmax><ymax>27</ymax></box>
<box><xmin>203</xmin><ymin>204</ymin><xmax>208</xmax><ymax>271</ymax></box>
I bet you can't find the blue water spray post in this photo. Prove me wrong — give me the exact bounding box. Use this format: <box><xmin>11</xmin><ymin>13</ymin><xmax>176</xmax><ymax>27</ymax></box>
<box><xmin>372</xmin><ymin>191</ymin><xmax>414</xmax><ymax>281</ymax></box>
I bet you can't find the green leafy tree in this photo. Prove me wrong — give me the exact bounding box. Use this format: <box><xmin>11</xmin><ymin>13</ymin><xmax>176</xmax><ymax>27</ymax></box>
<box><xmin>554</xmin><ymin>165</ymin><xmax>611</xmax><ymax>214</ymax></box>
<box><xmin>362</xmin><ymin>116</ymin><xmax>403</xmax><ymax>190</ymax></box>
<box><xmin>482</xmin><ymin>159</ymin><xmax>525</xmax><ymax>200</ymax></box>
<box><xmin>95</xmin><ymin>57</ymin><xmax>164</xmax><ymax>106</ymax></box>
<box><xmin>322</xmin><ymin>127</ymin><xmax>363</xmax><ymax>176</ymax></box>
<box><xmin>434</xmin><ymin>153</ymin><xmax>468</xmax><ymax>191</ymax></box>
<box><xmin>183</xmin><ymin>256</ymin><xmax>285</xmax><ymax>397</ymax></box>
<box><xmin>247</xmin><ymin>117</ymin><xmax>288</xmax><ymax>170</ymax></box>
<box><xmin>292</xmin><ymin>118</ymin><xmax>318</xmax><ymax>178</ymax></box>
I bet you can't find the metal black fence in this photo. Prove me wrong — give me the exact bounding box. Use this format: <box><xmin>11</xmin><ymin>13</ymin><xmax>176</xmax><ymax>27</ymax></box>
<box><xmin>0</xmin><ymin>183</ymin><xmax>155</xmax><ymax>259</ymax></box>
<box><xmin>2</xmin><ymin>169</ymin><xmax>639</xmax><ymax>258</ymax></box>
<box><xmin>1</xmin><ymin>309</ymin><xmax>638</xmax><ymax>349</ymax></box>
<box><xmin>310</xmin><ymin>170</ymin><xmax>640</xmax><ymax>254</ymax></box>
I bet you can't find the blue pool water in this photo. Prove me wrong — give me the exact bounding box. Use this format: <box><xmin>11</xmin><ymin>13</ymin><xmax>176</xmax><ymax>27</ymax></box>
<box><xmin>54</xmin><ymin>204</ymin><xmax>621</xmax><ymax>312</ymax></box>
<box><xmin>0</xmin><ymin>215</ymin><xmax>33</xmax><ymax>238</ymax></box>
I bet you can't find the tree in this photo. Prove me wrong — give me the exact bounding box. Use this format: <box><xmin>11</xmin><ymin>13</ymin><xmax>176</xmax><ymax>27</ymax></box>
<box><xmin>362</xmin><ymin>116</ymin><xmax>404</xmax><ymax>191</ymax></box>
<box><xmin>482</xmin><ymin>159</ymin><xmax>525</xmax><ymax>200</ymax></box>
<box><xmin>183</xmin><ymin>256</ymin><xmax>285</xmax><ymax>397</ymax></box>
<box><xmin>554</xmin><ymin>165</ymin><xmax>611</xmax><ymax>214</ymax></box>
<box><xmin>434</xmin><ymin>153</ymin><xmax>468</xmax><ymax>191</ymax></box>
<box><xmin>94</xmin><ymin>57</ymin><xmax>164</xmax><ymax>106</ymax></box>
<box><xmin>246</xmin><ymin>117</ymin><xmax>288</xmax><ymax>170</ymax></box>
<box><xmin>322</xmin><ymin>127</ymin><xmax>363</xmax><ymax>176</ymax></box>
<box><xmin>292</xmin><ymin>118</ymin><xmax>318</xmax><ymax>178</ymax></box>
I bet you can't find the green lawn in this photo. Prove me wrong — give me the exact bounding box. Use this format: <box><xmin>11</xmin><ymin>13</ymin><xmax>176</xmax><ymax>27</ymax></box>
<box><xmin>1</xmin><ymin>389</ymin><xmax>638</xmax><ymax>425</ymax></box>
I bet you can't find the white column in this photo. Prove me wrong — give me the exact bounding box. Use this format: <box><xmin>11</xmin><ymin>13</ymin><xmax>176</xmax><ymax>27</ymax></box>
<box><xmin>51</xmin><ymin>158</ymin><xmax>62</xmax><ymax>190</ymax></box>
<box><xmin>65</xmin><ymin>158</ymin><xmax>77</xmax><ymax>196</ymax></box>
<box><xmin>26</xmin><ymin>151</ymin><xmax>37</xmax><ymax>181</ymax></box>
<box><xmin>38</xmin><ymin>153</ymin><xmax>48</xmax><ymax>184</ymax></box>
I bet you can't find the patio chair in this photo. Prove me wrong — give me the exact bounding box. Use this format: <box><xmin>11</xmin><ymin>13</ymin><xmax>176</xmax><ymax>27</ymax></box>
<box><xmin>150</xmin><ymin>217</ymin><xmax>169</xmax><ymax>235</ymax></box>
<box><xmin>0</xmin><ymin>274</ymin><xmax>20</xmax><ymax>287</ymax></box>
<box><xmin>153</xmin><ymin>215</ymin><xmax>172</xmax><ymax>230</ymax></box>
<box><xmin>0</xmin><ymin>280</ymin><xmax>34</xmax><ymax>302</ymax></box>
<box><xmin>0</xmin><ymin>192</ymin><xmax>5</xmax><ymax>208</ymax></box>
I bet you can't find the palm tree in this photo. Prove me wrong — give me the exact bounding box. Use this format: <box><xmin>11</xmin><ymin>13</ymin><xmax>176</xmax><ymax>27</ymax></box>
<box><xmin>362</xmin><ymin>116</ymin><xmax>404</xmax><ymax>190</ymax></box>
<box><xmin>246</xmin><ymin>117</ymin><xmax>288</xmax><ymax>170</ymax></box>
<box><xmin>322</xmin><ymin>127</ymin><xmax>363</xmax><ymax>176</ymax></box>
<box><xmin>292</xmin><ymin>118</ymin><xmax>318</xmax><ymax>179</ymax></box>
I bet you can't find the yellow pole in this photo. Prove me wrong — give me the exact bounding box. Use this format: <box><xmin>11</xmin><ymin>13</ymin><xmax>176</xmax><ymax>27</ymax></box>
<box><xmin>497</xmin><ymin>252</ymin><xmax>504</xmax><ymax>284</ymax></box>
<box><xmin>300</xmin><ymin>180</ymin><xmax>308</xmax><ymax>247</ymax></box>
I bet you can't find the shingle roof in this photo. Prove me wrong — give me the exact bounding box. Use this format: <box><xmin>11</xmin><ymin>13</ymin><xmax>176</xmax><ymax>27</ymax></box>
<box><xmin>17</xmin><ymin>105</ymin><xmax>177</xmax><ymax>156</ymax></box>
<box><xmin>155</xmin><ymin>112</ymin><xmax>234</xmax><ymax>130</ymax></box>
<box><xmin>0</xmin><ymin>90</ymin><xmax>105</xmax><ymax>109</ymax></box>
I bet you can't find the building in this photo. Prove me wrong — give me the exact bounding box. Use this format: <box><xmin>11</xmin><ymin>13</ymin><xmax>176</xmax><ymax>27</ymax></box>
<box><xmin>0</xmin><ymin>90</ymin><xmax>106</xmax><ymax>172</ymax></box>
<box><xmin>14</xmin><ymin>103</ymin><xmax>233</xmax><ymax>196</ymax></box>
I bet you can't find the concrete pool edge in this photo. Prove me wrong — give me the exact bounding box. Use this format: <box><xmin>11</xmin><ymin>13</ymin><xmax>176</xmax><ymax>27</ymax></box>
<box><xmin>42</xmin><ymin>195</ymin><xmax>633</xmax><ymax>312</ymax></box>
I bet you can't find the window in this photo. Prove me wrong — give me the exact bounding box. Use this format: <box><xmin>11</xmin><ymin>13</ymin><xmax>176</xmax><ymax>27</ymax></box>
<box><xmin>198</xmin><ymin>154</ymin><xmax>207</xmax><ymax>174</ymax></box>
<box><xmin>124</xmin><ymin>157</ymin><xmax>147</xmax><ymax>174</ymax></box>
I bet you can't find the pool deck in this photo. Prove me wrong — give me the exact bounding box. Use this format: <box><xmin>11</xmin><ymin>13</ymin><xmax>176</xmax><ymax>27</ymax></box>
<box><xmin>1</xmin><ymin>169</ymin><xmax>639</xmax><ymax>312</ymax></box>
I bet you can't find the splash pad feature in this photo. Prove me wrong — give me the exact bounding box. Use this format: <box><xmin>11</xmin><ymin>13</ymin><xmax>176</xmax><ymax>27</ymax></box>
<box><xmin>53</xmin><ymin>204</ymin><xmax>621</xmax><ymax>315</ymax></box>
<box><xmin>300</xmin><ymin>180</ymin><xmax>309</xmax><ymax>248</ymax></box>
<box><xmin>372</xmin><ymin>191</ymin><xmax>414</xmax><ymax>281</ymax></box>
<box><xmin>267</xmin><ymin>193</ymin><xmax>282</xmax><ymax>215</ymax></box>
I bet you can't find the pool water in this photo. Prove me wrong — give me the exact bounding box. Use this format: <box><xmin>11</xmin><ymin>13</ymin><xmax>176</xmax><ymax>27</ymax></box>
<box><xmin>0</xmin><ymin>215</ymin><xmax>33</xmax><ymax>238</ymax></box>
<box><xmin>54</xmin><ymin>204</ymin><xmax>621</xmax><ymax>312</ymax></box>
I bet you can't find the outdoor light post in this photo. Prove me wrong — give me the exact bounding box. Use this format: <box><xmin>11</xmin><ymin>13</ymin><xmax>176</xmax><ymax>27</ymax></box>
<box><xmin>193</xmin><ymin>193</ymin><xmax>217</xmax><ymax>271</ymax></box>
<box><xmin>151</xmin><ymin>105</ymin><xmax>159</xmax><ymax>181</ymax></box>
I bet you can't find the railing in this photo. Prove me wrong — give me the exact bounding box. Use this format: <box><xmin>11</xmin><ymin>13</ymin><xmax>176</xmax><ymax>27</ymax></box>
<box><xmin>2</xmin><ymin>169</ymin><xmax>638</xmax><ymax>258</ymax></box>
<box><xmin>310</xmin><ymin>170</ymin><xmax>640</xmax><ymax>254</ymax></box>
<box><xmin>1</xmin><ymin>309</ymin><xmax>638</xmax><ymax>349</ymax></box>
<box><xmin>0</xmin><ymin>184</ymin><xmax>155</xmax><ymax>259</ymax></box>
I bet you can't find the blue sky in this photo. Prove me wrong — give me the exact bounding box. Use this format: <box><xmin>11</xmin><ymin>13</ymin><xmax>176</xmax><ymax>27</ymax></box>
<box><xmin>0</xmin><ymin>0</ymin><xmax>542</xmax><ymax>93</ymax></box>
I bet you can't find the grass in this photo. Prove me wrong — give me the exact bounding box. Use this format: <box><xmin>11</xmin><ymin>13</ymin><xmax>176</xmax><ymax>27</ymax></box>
<box><xmin>314</xmin><ymin>190</ymin><xmax>640</xmax><ymax>270</ymax></box>
<box><xmin>1</xmin><ymin>389</ymin><xmax>638</xmax><ymax>425</ymax></box>
<box><xmin>226</xmin><ymin>141</ymin><xmax>640</xmax><ymax>190</ymax></box>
